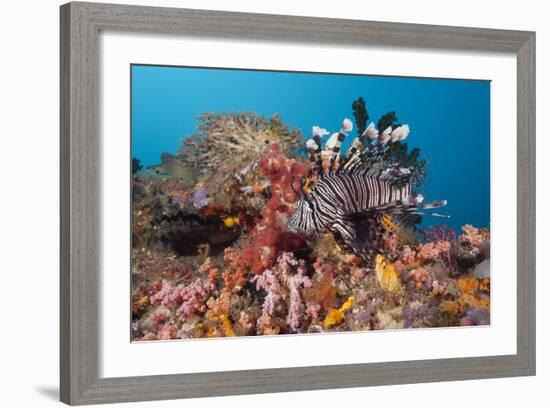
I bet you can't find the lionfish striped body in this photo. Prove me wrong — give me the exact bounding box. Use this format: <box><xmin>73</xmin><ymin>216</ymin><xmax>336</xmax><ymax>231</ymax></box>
<box><xmin>287</xmin><ymin>119</ymin><xmax>447</xmax><ymax>261</ymax></box>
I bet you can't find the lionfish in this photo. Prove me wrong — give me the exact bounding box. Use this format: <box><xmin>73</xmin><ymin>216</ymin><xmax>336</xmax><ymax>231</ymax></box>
<box><xmin>287</xmin><ymin>118</ymin><xmax>448</xmax><ymax>261</ymax></box>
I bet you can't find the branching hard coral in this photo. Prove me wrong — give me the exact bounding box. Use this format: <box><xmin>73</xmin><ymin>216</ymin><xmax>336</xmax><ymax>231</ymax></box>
<box><xmin>179</xmin><ymin>112</ymin><xmax>302</xmax><ymax>174</ymax></box>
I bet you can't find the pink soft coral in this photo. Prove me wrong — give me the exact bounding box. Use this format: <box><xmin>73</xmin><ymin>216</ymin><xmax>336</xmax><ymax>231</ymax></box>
<box><xmin>280</xmin><ymin>253</ymin><xmax>312</xmax><ymax>331</ymax></box>
<box><xmin>460</xmin><ymin>224</ymin><xmax>484</xmax><ymax>247</ymax></box>
<box><xmin>254</xmin><ymin>252</ymin><xmax>312</xmax><ymax>333</ymax></box>
<box><xmin>150</xmin><ymin>279</ymin><xmax>214</xmax><ymax>319</ymax></box>
<box><xmin>417</xmin><ymin>241</ymin><xmax>451</xmax><ymax>264</ymax></box>
<box><xmin>254</xmin><ymin>268</ymin><xmax>281</xmax><ymax>318</ymax></box>
<box><xmin>407</xmin><ymin>267</ymin><xmax>433</xmax><ymax>291</ymax></box>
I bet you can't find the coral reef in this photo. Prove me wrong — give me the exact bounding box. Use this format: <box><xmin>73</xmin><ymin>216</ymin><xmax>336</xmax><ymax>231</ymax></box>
<box><xmin>131</xmin><ymin>105</ymin><xmax>491</xmax><ymax>341</ymax></box>
<box><xmin>179</xmin><ymin>112</ymin><xmax>302</xmax><ymax>177</ymax></box>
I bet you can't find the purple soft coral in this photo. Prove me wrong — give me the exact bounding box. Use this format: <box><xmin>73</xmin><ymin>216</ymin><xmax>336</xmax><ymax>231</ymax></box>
<box><xmin>186</xmin><ymin>188</ymin><xmax>209</xmax><ymax>209</ymax></box>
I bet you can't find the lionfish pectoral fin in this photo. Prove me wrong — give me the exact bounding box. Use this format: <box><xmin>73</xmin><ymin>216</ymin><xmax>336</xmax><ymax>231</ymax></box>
<box><xmin>327</xmin><ymin>220</ymin><xmax>369</xmax><ymax>261</ymax></box>
<box><xmin>345</xmin><ymin>239</ymin><xmax>376</xmax><ymax>263</ymax></box>
<box><xmin>388</xmin><ymin>199</ymin><xmax>449</xmax><ymax>218</ymax></box>
<box><xmin>401</xmin><ymin>211</ymin><xmax>450</xmax><ymax>218</ymax></box>
<box><xmin>354</xmin><ymin>198</ymin><xmax>449</xmax><ymax>219</ymax></box>
<box><xmin>327</xmin><ymin>215</ymin><xmax>378</xmax><ymax>262</ymax></box>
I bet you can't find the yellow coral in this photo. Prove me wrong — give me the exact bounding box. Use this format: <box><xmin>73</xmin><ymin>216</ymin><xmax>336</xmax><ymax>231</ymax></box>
<box><xmin>219</xmin><ymin>314</ymin><xmax>235</xmax><ymax>337</ymax></box>
<box><xmin>204</xmin><ymin>312</ymin><xmax>235</xmax><ymax>337</ymax></box>
<box><xmin>375</xmin><ymin>255</ymin><xmax>402</xmax><ymax>294</ymax></box>
<box><xmin>323</xmin><ymin>296</ymin><xmax>355</xmax><ymax>329</ymax></box>
<box><xmin>479</xmin><ymin>278</ymin><xmax>490</xmax><ymax>293</ymax></box>
<box><xmin>458</xmin><ymin>294</ymin><xmax>490</xmax><ymax>311</ymax></box>
<box><xmin>340</xmin><ymin>296</ymin><xmax>355</xmax><ymax>311</ymax></box>
<box><xmin>136</xmin><ymin>296</ymin><xmax>148</xmax><ymax>306</ymax></box>
<box><xmin>440</xmin><ymin>300</ymin><xmax>460</xmax><ymax>315</ymax></box>
<box><xmin>223</xmin><ymin>216</ymin><xmax>240</xmax><ymax>228</ymax></box>
<box><xmin>457</xmin><ymin>277</ymin><xmax>479</xmax><ymax>295</ymax></box>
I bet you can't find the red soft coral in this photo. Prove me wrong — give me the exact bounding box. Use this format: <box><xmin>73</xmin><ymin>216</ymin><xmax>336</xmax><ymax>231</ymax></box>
<box><xmin>241</xmin><ymin>144</ymin><xmax>308</xmax><ymax>274</ymax></box>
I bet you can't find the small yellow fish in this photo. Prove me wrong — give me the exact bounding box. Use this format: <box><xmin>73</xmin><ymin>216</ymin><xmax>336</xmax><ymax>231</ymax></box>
<box><xmin>223</xmin><ymin>216</ymin><xmax>240</xmax><ymax>228</ymax></box>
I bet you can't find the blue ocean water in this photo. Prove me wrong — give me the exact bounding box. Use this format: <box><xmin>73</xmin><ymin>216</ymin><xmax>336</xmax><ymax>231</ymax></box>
<box><xmin>131</xmin><ymin>65</ymin><xmax>490</xmax><ymax>231</ymax></box>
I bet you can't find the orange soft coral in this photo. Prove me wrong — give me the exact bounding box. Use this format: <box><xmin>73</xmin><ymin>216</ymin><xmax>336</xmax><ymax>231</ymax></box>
<box><xmin>199</xmin><ymin>257</ymin><xmax>219</xmax><ymax>284</ymax></box>
<box><xmin>304</xmin><ymin>258</ymin><xmax>338</xmax><ymax>309</ymax></box>
<box><xmin>222</xmin><ymin>248</ymin><xmax>247</xmax><ymax>292</ymax></box>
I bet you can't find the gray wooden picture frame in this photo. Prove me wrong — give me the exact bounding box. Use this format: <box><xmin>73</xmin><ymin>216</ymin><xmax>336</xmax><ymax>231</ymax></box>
<box><xmin>60</xmin><ymin>1</ymin><xmax>536</xmax><ymax>405</ymax></box>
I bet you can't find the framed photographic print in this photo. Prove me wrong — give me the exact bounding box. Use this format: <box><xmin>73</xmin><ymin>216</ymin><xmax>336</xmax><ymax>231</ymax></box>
<box><xmin>60</xmin><ymin>1</ymin><xmax>536</xmax><ymax>405</ymax></box>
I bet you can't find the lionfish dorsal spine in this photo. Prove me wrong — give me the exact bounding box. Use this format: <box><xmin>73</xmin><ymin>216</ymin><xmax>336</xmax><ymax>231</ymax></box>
<box><xmin>288</xmin><ymin>118</ymin><xmax>448</xmax><ymax>261</ymax></box>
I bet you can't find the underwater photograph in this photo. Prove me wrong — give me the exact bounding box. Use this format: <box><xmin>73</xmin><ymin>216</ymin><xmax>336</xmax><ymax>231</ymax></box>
<box><xmin>131</xmin><ymin>65</ymin><xmax>491</xmax><ymax>341</ymax></box>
